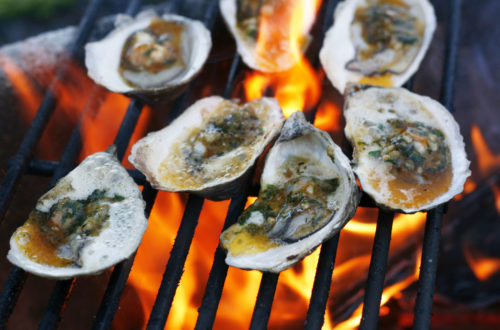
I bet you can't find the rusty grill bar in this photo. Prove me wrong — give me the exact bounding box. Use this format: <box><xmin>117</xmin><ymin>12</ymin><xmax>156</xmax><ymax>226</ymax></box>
<box><xmin>0</xmin><ymin>0</ymin><xmax>463</xmax><ymax>329</ymax></box>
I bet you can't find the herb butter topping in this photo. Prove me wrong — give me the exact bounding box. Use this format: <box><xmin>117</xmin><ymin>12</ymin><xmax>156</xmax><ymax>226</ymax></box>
<box><xmin>8</xmin><ymin>149</ymin><xmax>147</xmax><ymax>279</ymax></box>
<box><xmin>344</xmin><ymin>85</ymin><xmax>470</xmax><ymax>213</ymax></box>
<box><xmin>158</xmin><ymin>99</ymin><xmax>276</xmax><ymax>192</ymax></box>
<box><xmin>220</xmin><ymin>111</ymin><xmax>360</xmax><ymax>272</ymax></box>
<box><xmin>15</xmin><ymin>189</ymin><xmax>124</xmax><ymax>267</ymax></box>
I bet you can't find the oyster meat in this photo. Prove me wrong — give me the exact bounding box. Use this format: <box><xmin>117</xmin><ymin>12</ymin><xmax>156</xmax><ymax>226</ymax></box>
<box><xmin>320</xmin><ymin>0</ymin><xmax>436</xmax><ymax>93</ymax></box>
<box><xmin>220</xmin><ymin>111</ymin><xmax>360</xmax><ymax>272</ymax></box>
<box><xmin>344</xmin><ymin>85</ymin><xmax>470</xmax><ymax>213</ymax></box>
<box><xmin>8</xmin><ymin>147</ymin><xmax>147</xmax><ymax>279</ymax></box>
<box><xmin>220</xmin><ymin>0</ymin><xmax>316</xmax><ymax>72</ymax></box>
<box><xmin>85</xmin><ymin>11</ymin><xmax>211</xmax><ymax>104</ymax></box>
<box><xmin>129</xmin><ymin>96</ymin><xmax>284</xmax><ymax>200</ymax></box>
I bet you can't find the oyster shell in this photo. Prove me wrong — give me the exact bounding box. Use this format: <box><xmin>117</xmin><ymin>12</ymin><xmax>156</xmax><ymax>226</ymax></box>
<box><xmin>129</xmin><ymin>96</ymin><xmax>284</xmax><ymax>200</ymax></box>
<box><xmin>220</xmin><ymin>111</ymin><xmax>360</xmax><ymax>272</ymax></box>
<box><xmin>8</xmin><ymin>147</ymin><xmax>147</xmax><ymax>279</ymax></box>
<box><xmin>344</xmin><ymin>85</ymin><xmax>470</xmax><ymax>213</ymax></box>
<box><xmin>85</xmin><ymin>11</ymin><xmax>212</xmax><ymax>104</ymax></box>
<box><xmin>220</xmin><ymin>0</ymin><xmax>316</xmax><ymax>72</ymax></box>
<box><xmin>320</xmin><ymin>0</ymin><xmax>436</xmax><ymax>93</ymax></box>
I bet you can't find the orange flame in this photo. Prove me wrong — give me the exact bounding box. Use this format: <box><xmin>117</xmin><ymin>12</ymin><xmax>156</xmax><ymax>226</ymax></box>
<box><xmin>243</xmin><ymin>0</ymin><xmax>322</xmax><ymax>117</ymax></box>
<box><xmin>4</xmin><ymin>2</ymin><xmax>433</xmax><ymax>328</ymax></box>
<box><xmin>0</xmin><ymin>54</ymin><xmax>93</xmax><ymax>160</ymax></box>
<box><xmin>254</xmin><ymin>0</ymin><xmax>318</xmax><ymax>72</ymax></box>
<box><xmin>314</xmin><ymin>100</ymin><xmax>342</xmax><ymax>132</ymax></box>
<box><xmin>334</xmin><ymin>248</ymin><xmax>423</xmax><ymax>330</ymax></box>
<box><xmin>471</xmin><ymin>124</ymin><xmax>500</xmax><ymax>176</ymax></box>
<box><xmin>464</xmin><ymin>245</ymin><xmax>500</xmax><ymax>282</ymax></box>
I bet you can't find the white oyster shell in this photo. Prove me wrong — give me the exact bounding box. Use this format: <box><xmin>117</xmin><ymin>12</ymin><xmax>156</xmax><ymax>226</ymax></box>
<box><xmin>8</xmin><ymin>147</ymin><xmax>147</xmax><ymax>279</ymax></box>
<box><xmin>220</xmin><ymin>0</ymin><xmax>316</xmax><ymax>72</ymax></box>
<box><xmin>221</xmin><ymin>111</ymin><xmax>360</xmax><ymax>272</ymax></box>
<box><xmin>319</xmin><ymin>0</ymin><xmax>436</xmax><ymax>94</ymax></box>
<box><xmin>129</xmin><ymin>96</ymin><xmax>284</xmax><ymax>200</ymax></box>
<box><xmin>85</xmin><ymin>10</ymin><xmax>211</xmax><ymax>104</ymax></box>
<box><xmin>344</xmin><ymin>85</ymin><xmax>470</xmax><ymax>213</ymax></box>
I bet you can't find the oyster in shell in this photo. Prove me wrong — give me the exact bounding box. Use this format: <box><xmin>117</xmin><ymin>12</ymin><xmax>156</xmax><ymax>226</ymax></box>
<box><xmin>220</xmin><ymin>0</ymin><xmax>316</xmax><ymax>72</ymax></box>
<box><xmin>85</xmin><ymin>11</ymin><xmax>211</xmax><ymax>104</ymax></box>
<box><xmin>8</xmin><ymin>147</ymin><xmax>147</xmax><ymax>279</ymax></box>
<box><xmin>320</xmin><ymin>0</ymin><xmax>436</xmax><ymax>93</ymax></box>
<box><xmin>344</xmin><ymin>85</ymin><xmax>470</xmax><ymax>213</ymax></box>
<box><xmin>220</xmin><ymin>111</ymin><xmax>360</xmax><ymax>272</ymax></box>
<box><xmin>129</xmin><ymin>96</ymin><xmax>284</xmax><ymax>200</ymax></box>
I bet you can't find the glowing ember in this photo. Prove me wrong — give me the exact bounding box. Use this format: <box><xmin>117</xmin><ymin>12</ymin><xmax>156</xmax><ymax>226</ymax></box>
<box><xmin>492</xmin><ymin>184</ymin><xmax>500</xmax><ymax>214</ymax></box>
<box><xmin>471</xmin><ymin>124</ymin><xmax>500</xmax><ymax>176</ymax></box>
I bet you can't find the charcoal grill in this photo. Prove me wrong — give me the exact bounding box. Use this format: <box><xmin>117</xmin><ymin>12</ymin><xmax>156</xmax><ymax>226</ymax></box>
<box><xmin>0</xmin><ymin>0</ymin><xmax>464</xmax><ymax>329</ymax></box>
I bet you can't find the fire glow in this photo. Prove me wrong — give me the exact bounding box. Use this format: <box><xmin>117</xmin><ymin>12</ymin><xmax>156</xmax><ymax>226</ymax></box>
<box><xmin>243</xmin><ymin>0</ymin><xmax>322</xmax><ymax>117</ymax></box>
<box><xmin>5</xmin><ymin>0</ymin><xmax>496</xmax><ymax>329</ymax></box>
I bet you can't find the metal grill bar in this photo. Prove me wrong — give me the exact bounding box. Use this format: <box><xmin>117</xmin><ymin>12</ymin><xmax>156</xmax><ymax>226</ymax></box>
<box><xmin>38</xmin><ymin>279</ymin><xmax>75</xmax><ymax>330</ymax></box>
<box><xmin>413</xmin><ymin>0</ymin><xmax>463</xmax><ymax>328</ymax></box>
<box><xmin>0</xmin><ymin>0</ymin><xmax>465</xmax><ymax>328</ymax></box>
<box><xmin>146</xmin><ymin>195</ymin><xmax>205</xmax><ymax>329</ymax></box>
<box><xmin>35</xmin><ymin>1</ymin><xmax>147</xmax><ymax>325</ymax></box>
<box><xmin>0</xmin><ymin>0</ymin><xmax>105</xmax><ymax>222</ymax></box>
<box><xmin>194</xmin><ymin>53</ymin><xmax>244</xmax><ymax>329</ymax></box>
<box><xmin>92</xmin><ymin>183</ymin><xmax>157</xmax><ymax>330</ymax></box>
<box><xmin>359</xmin><ymin>211</ymin><xmax>395</xmax><ymax>330</ymax></box>
<box><xmin>249</xmin><ymin>273</ymin><xmax>280</xmax><ymax>330</ymax></box>
<box><xmin>0</xmin><ymin>1</ymin><xmax>107</xmax><ymax>326</ymax></box>
<box><xmin>195</xmin><ymin>193</ymin><xmax>247</xmax><ymax>329</ymax></box>
<box><xmin>305</xmin><ymin>234</ymin><xmax>340</xmax><ymax>330</ymax></box>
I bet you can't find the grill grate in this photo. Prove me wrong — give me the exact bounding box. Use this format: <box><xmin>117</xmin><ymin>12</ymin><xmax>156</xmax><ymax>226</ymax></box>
<box><xmin>0</xmin><ymin>0</ymin><xmax>463</xmax><ymax>329</ymax></box>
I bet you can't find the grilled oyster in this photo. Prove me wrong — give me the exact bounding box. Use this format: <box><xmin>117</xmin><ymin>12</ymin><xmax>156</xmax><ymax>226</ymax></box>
<box><xmin>129</xmin><ymin>96</ymin><xmax>284</xmax><ymax>200</ymax></box>
<box><xmin>344</xmin><ymin>85</ymin><xmax>470</xmax><ymax>213</ymax></box>
<box><xmin>8</xmin><ymin>147</ymin><xmax>147</xmax><ymax>279</ymax></box>
<box><xmin>220</xmin><ymin>111</ymin><xmax>360</xmax><ymax>272</ymax></box>
<box><xmin>220</xmin><ymin>0</ymin><xmax>316</xmax><ymax>72</ymax></box>
<box><xmin>320</xmin><ymin>0</ymin><xmax>436</xmax><ymax>93</ymax></box>
<box><xmin>85</xmin><ymin>10</ymin><xmax>211</xmax><ymax>104</ymax></box>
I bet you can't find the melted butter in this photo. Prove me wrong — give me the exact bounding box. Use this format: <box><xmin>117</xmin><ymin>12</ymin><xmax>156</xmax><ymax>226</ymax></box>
<box><xmin>14</xmin><ymin>221</ymin><xmax>73</xmax><ymax>267</ymax></box>
<box><xmin>359</xmin><ymin>73</ymin><xmax>394</xmax><ymax>87</ymax></box>
<box><xmin>369</xmin><ymin>166</ymin><xmax>453</xmax><ymax>209</ymax></box>
<box><xmin>13</xmin><ymin>190</ymin><xmax>118</xmax><ymax>267</ymax></box>
<box><xmin>221</xmin><ymin>227</ymin><xmax>281</xmax><ymax>256</ymax></box>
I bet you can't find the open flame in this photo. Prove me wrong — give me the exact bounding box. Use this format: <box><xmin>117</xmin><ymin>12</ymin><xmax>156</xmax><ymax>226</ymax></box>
<box><xmin>471</xmin><ymin>124</ymin><xmax>500</xmax><ymax>177</ymax></box>
<box><xmin>0</xmin><ymin>54</ymin><xmax>92</xmax><ymax>160</ymax></box>
<box><xmin>464</xmin><ymin>245</ymin><xmax>500</xmax><ymax>282</ymax></box>
<box><xmin>242</xmin><ymin>0</ymin><xmax>322</xmax><ymax>117</ymax></box>
<box><xmin>7</xmin><ymin>0</ymin><xmax>494</xmax><ymax>328</ymax></box>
